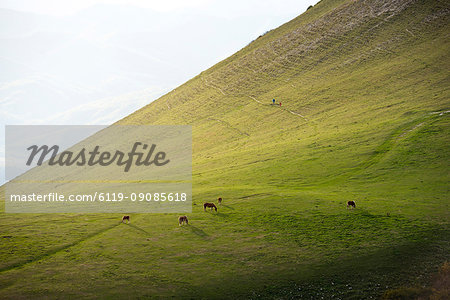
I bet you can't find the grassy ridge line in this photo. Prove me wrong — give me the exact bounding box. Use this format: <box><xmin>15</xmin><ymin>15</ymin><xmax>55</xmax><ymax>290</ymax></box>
<box><xmin>118</xmin><ymin>0</ymin><xmax>351</xmax><ymax>125</ymax></box>
<box><xmin>118</xmin><ymin>0</ymin><xmax>447</xmax><ymax>127</ymax></box>
<box><xmin>116</xmin><ymin>0</ymin><xmax>355</xmax><ymax>124</ymax></box>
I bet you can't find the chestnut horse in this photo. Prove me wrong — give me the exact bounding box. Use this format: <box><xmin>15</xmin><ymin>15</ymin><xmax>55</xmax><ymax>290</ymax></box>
<box><xmin>178</xmin><ymin>216</ymin><xmax>188</xmax><ymax>226</ymax></box>
<box><xmin>204</xmin><ymin>202</ymin><xmax>217</xmax><ymax>212</ymax></box>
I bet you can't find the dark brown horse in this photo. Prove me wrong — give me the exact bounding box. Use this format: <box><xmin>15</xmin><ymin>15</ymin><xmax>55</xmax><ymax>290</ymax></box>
<box><xmin>178</xmin><ymin>216</ymin><xmax>188</xmax><ymax>226</ymax></box>
<box><xmin>347</xmin><ymin>201</ymin><xmax>356</xmax><ymax>209</ymax></box>
<box><xmin>122</xmin><ymin>215</ymin><xmax>130</xmax><ymax>223</ymax></box>
<box><xmin>217</xmin><ymin>197</ymin><xmax>222</xmax><ymax>205</ymax></box>
<box><xmin>204</xmin><ymin>202</ymin><xmax>217</xmax><ymax>212</ymax></box>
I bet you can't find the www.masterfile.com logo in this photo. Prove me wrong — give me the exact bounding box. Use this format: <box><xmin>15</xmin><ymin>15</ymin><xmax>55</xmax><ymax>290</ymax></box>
<box><xmin>26</xmin><ymin>142</ymin><xmax>170</xmax><ymax>172</ymax></box>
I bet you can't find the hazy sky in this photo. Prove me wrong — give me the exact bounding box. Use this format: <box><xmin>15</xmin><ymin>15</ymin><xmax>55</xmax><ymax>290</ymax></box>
<box><xmin>0</xmin><ymin>0</ymin><xmax>318</xmax><ymax>16</ymax></box>
<box><xmin>0</xmin><ymin>0</ymin><xmax>319</xmax><ymax>183</ymax></box>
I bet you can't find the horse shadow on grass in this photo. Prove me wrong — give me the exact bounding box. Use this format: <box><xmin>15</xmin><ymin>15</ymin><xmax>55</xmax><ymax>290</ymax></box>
<box><xmin>216</xmin><ymin>212</ymin><xmax>231</xmax><ymax>219</ymax></box>
<box><xmin>128</xmin><ymin>223</ymin><xmax>152</xmax><ymax>236</ymax></box>
<box><xmin>203</xmin><ymin>210</ymin><xmax>230</xmax><ymax>218</ymax></box>
<box><xmin>184</xmin><ymin>225</ymin><xmax>209</xmax><ymax>239</ymax></box>
<box><xmin>220</xmin><ymin>204</ymin><xmax>234</xmax><ymax>210</ymax></box>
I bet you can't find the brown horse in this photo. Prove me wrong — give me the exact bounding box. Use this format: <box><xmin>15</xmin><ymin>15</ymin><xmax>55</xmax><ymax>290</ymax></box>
<box><xmin>347</xmin><ymin>201</ymin><xmax>356</xmax><ymax>209</ymax></box>
<box><xmin>217</xmin><ymin>197</ymin><xmax>222</xmax><ymax>205</ymax></box>
<box><xmin>204</xmin><ymin>202</ymin><xmax>217</xmax><ymax>212</ymax></box>
<box><xmin>178</xmin><ymin>216</ymin><xmax>188</xmax><ymax>226</ymax></box>
<box><xmin>122</xmin><ymin>215</ymin><xmax>130</xmax><ymax>223</ymax></box>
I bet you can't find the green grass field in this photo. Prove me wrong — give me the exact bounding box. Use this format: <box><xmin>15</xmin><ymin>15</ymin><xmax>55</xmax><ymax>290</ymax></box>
<box><xmin>1</xmin><ymin>0</ymin><xmax>449</xmax><ymax>298</ymax></box>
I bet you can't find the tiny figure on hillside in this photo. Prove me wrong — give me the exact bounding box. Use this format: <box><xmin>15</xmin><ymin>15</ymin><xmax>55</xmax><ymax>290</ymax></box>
<box><xmin>279</xmin><ymin>102</ymin><xmax>282</xmax><ymax>106</ymax></box>
<box><xmin>272</xmin><ymin>98</ymin><xmax>275</xmax><ymax>105</ymax></box>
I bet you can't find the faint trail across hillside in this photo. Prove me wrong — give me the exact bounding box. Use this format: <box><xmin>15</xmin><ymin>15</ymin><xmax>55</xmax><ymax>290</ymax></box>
<box><xmin>207</xmin><ymin>117</ymin><xmax>250</xmax><ymax>137</ymax></box>
<box><xmin>398</xmin><ymin>122</ymin><xmax>424</xmax><ymax>138</ymax></box>
<box><xmin>287</xmin><ymin>110</ymin><xmax>307</xmax><ymax>119</ymax></box>
<box><xmin>248</xmin><ymin>95</ymin><xmax>265</xmax><ymax>104</ymax></box>
<box><xmin>201</xmin><ymin>76</ymin><xmax>308</xmax><ymax>121</ymax></box>
<box><xmin>430</xmin><ymin>110</ymin><xmax>450</xmax><ymax>116</ymax></box>
<box><xmin>202</xmin><ymin>78</ymin><xmax>226</xmax><ymax>95</ymax></box>
<box><xmin>249</xmin><ymin>95</ymin><xmax>308</xmax><ymax>120</ymax></box>
<box><xmin>300</xmin><ymin>112</ymin><xmax>448</xmax><ymax>188</ymax></box>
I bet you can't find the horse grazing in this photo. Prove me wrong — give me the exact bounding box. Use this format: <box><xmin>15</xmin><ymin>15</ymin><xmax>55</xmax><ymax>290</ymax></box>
<box><xmin>122</xmin><ymin>215</ymin><xmax>130</xmax><ymax>223</ymax></box>
<box><xmin>178</xmin><ymin>216</ymin><xmax>188</xmax><ymax>226</ymax></box>
<box><xmin>204</xmin><ymin>202</ymin><xmax>217</xmax><ymax>212</ymax></box>
<box><xmin>217</xmin><ymin>197</ymin><xmax>222</xmax><ymax>205</ymax></box>
<box><xmin>347</xmin><ymin>201</ymin><xmax>356</xmax><ymax>209</ymax></box>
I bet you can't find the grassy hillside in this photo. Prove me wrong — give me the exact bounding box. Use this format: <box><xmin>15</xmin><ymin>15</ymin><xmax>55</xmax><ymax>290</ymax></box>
<box><xmin>1</xmin><ymin>0</ymin><xmax>449</xmax><ymax>298</ymax></box>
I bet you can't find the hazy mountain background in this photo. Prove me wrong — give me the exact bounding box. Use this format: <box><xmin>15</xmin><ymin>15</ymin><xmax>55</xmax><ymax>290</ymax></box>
<box><xmin>0</xmin><ymin>0</ymin><xmax>318</xmax><ymax>183</ymax></box>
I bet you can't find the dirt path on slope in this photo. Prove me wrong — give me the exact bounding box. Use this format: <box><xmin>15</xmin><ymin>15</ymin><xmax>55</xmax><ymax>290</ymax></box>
<box><xmin>248</xmin><ymin>95</ymin><xmax>308</xmax><ymax>120</ymax></box>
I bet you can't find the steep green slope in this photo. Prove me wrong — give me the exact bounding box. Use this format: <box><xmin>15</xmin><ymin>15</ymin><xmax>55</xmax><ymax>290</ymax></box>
<box><xmin>121</xmin><ymin>0</ymin><xmax>449</xmax><ymax>191</ymax></box>
<box><xmin>0</xmin><ymin>0</ymin><xmax>449</xmax><ymax>298</ymax></box>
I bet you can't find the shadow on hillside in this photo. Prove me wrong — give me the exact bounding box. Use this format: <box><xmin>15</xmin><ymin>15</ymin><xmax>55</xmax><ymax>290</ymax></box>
<box><xmin>221</xmin><ymin>204</ymin><xmax>235</xmax><ymax>210</ymax></box>
<box><xmin>347</xmin><ymin>207</ymin><xmax>384</xmax><ymax>218</ymax></box>
<box><xmin>215</xmin><ymin>212</ymin><xmax>231</xmax><ymax>218</ymax></box>
<box><xmin>128</xmin><ymin>223</ymin><xmax>151</xmax><ymax>236</ymax></box>
<box><xmin>187</xmin><ymin>225</ymin><xmax>209</xmax><ymax>239</ymax></box>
